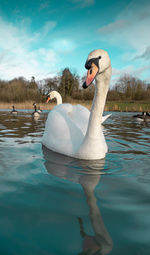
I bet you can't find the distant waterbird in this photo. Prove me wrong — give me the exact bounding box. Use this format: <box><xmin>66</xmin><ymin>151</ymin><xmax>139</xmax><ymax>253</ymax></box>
<box><xmin>133</xmin><ymin>112</ymin><xmax>150</xmax><ymax>122</ymax></box>
<box><xmin>11</xmin><ymin>105</ymin><xmax>18</xmax><ymax>114</ymax></box>
<box><xmin>32</xmin><ymin>103</ymin><xmax>40</xmax><ymax>118</ymax></box>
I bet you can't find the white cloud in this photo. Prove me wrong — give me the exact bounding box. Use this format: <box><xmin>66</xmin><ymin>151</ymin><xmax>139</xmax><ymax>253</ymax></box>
<box><xmin>111</xmin><ymin>66</ymin><xmax>134</xmax><ymax>84</ymax></box>
<box><xmin>99</xmin><ymin>20</ymin><xmax>130</xmax><ymax>35</ymax></box>
<box><xmin>0</xmin><ymin>17</ymin><xmax>59</xmax><ymax>80</ymax></box>
<box><xmin>133</xmin><ymin>46</ymin><xmax>150</xmax><ymax>60</ymax></box>
<box><xmin>111</xmin><ymin>63</ymin><xmax>150</xmax><ymax>86</ymax></box>
<box><xmin>52</xmin><ymin>38</ymin><xmax>76</xmax><ymax>53</ymax></box>
<box><xmin>39</xmin><ymin>1</ymin><xmax>49</xmax><ymax>10</ymax></box>
<box><xmin>98</xmin><ymin>0</ymin><xmax>150</xmax><ymax>52</ymax></box>
<box><xmin>43</xmin><ymin>21</ymin><xmax>56</xmax><ymax>36</ymax></box>
<box><xmin>112</xmin><ymin>67</ymin><xmax>123</xmax><ymax>76</ymax></box>
<box><xmin>113</xmin><ymin>66</ymin><xmax>135</xmax><ymax>76</ymax></box>
<box><xmin>98</xmin><ymin>0</ymin><xmax>150</xmax><ymax>82</ymax></box>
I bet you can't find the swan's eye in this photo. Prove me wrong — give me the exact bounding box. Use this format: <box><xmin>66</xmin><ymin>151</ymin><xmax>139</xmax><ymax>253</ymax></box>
<box><xmin>85</xmin><ymin>56</ymin><xmax>101</xmax><ymax>70</ymax></box>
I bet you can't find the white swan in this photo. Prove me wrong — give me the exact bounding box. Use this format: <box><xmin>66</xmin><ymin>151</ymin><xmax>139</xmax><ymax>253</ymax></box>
<box><xmin>42</xmin><ymin>49</ymin><xmax>112</xmax><ymax>160</ymax></box>
<box><xmin>47</xmin><ymin>91</ymin><xmax>62</xmax><ymax>105</ymax></box>
<box><xmin>47</xmin><ymin>90</ymin><xmax>111</xmax><ymax>124</ymax></box>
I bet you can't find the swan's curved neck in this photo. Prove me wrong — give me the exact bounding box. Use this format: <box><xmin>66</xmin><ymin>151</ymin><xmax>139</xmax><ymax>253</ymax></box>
<box><xmin>76</xmin><ymin>68</ymin><xmax>111</xmax><ymax>159</ymax></box>
<box><xmin>76</xmin><ymin>67</ymin><xmax>111</xmax><ymax>159</ymax></box>
<box><xmin>55</xmin><ymin>93</ymin><xmax>62</xmax><ymax>105</ymax></box>
<box><xmin>86</xmin><ymin>70</ymin><xmax>111</xmax><ymax>139</ymax></box>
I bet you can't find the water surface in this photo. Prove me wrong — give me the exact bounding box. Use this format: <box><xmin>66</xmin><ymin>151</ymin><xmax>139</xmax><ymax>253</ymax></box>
<box><xmin>0</xmin><ymin>110</ymin><xmax>150</xmax><ymax>255</ymax></box>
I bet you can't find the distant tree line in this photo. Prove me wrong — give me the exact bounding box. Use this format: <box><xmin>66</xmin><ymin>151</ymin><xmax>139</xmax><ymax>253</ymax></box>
<box><xmin>107</xmin><ymin>74</ymin><xmax>150</xmax><ymax>101</ymax></box>
<box><xmin>0</xmin><ymin>69</ymin><xmax>150</xmax><ymax>103</ymax></box>
<box><xmin>0</xmin><ymin>76</ymin><xmax>42</xmax><ymax>103</ymax></box>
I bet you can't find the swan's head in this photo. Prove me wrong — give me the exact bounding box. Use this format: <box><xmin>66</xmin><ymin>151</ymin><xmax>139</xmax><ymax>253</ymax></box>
<box><xmin>83</xmin><ymin>49</ymin><xmax>111</xmax><ymax>88</ymax></box>
<box><xmin>46</xmin><ymin>91</ymin><xmax>60</xmax><ymax>103</ymax></box>
<box><xmin>46</xmin><ymin>91</ymin><xmax>56</xmax><ymax>103</ymax></box>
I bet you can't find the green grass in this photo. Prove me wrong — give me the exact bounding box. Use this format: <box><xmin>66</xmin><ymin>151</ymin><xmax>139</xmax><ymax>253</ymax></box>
<box><xmin>68</xmin><ymin>99</ymin><xmax>150</xmax><ymax>112</ymax></box>
<box><xmin>105</xmin><ymin>101</ymin><xmax>150</xmax><ymax>112</ymax></box>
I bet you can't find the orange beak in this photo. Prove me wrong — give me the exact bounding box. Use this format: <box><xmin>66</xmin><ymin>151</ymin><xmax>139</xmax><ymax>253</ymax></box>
<box><xmin>46</xmin><ymin>96</ymin><xmax>51</xmax><ymax>103</ymax></box>
<box><xmin>85</xmin><ymin>63</ymin><xmax>99</xmax><ymax>86</ymax></box>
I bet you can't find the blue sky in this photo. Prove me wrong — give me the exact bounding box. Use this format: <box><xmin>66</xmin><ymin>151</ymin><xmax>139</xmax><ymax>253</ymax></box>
<box><xmin>0</xmin><ymin>0</ymin><xmax>150</xmax><ymax>86</ymax></box>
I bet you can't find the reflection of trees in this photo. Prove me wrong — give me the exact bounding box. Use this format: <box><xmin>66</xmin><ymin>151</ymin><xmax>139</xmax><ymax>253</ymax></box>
<box><xmin>42</xmin><ymin>146</ymin><xmax>113</xmax><ymax>255</ymax></box>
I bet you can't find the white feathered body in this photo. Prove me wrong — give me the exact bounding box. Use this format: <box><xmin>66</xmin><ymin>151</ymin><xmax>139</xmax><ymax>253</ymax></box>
<box><xmin>42</xmin><ymin>103</ymin><xmax>107</xmax><ymax>159</ymax></box>
<box><xmin>42</xmin><ymin>104</ymin><xmax>88</xmax><ymax>156</ymax></box>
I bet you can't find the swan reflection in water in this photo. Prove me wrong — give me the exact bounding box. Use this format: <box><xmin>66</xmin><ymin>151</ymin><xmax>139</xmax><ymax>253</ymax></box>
<box><xmin>42</xmin><ymin>145</ymin><xmax>113</xmax><ymax>255</ymax></box>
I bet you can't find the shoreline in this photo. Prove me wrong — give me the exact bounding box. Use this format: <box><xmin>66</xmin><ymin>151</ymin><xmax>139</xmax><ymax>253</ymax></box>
<box><xmin>0</xmin><ymin>101</ymin><xmax>92</xmax><ymax>111</ymax></box>
<box><xmin>0</xmin><ymin>102</ymin><xmax>54</xmax><ymax>111</ymax></box>
<box><xmin>0</xmin><ymin>101</ymin><xmax>150</xmax><ymax>112</ymax></box>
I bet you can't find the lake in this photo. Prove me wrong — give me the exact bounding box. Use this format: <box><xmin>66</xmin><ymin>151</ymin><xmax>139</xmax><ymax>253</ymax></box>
<box><xmin>0</xmin><ymin>109</ymin><xmax>150</xmax><ymax>255</ymax></box>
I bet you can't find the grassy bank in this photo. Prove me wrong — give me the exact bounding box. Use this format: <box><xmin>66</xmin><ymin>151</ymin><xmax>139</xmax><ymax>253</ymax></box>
<box><xmin>105</xmin><ymin>101</ymin><xmax>150</xmax><ymax>112</ymax></box>
<box><xmin>67</xmin><ymin>99</ymin><xmax>150</xmax><ymax>112</ymax></box>
<box><xmin>0</xmin><ymin>100</ymin><xmax>150</xmax><ymax>112</ymax></box>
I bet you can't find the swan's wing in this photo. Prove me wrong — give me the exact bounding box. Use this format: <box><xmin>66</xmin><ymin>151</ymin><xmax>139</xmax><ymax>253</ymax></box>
<box><xmin>71</xmin><ymin>105</ymin><xmax>111</xmax><ymax>128</ymax></box>
<box><xmin>70</xmin><ymin>104</ymin><xmax>90</xmax><ymax>135</ymax></box>
<box><xmin>55</xmin><ymin>103</ymin><xmax>73</xmax><ymax>114</ymax></box>
<box><xmin>54</xmin><ymin>103</ymin><xmax>90</xmax><ymax>135</ymax></box>
<box><xmin>58</xmin><ymin>104</ymin><xmax>111</xmax><ymax>131</ymax></box>
<box><xmin>55</xmin><ymin>104</ymin><xmax>110</xmax><ymax>128</ymax></box>
<box><xmin>42</xmin><ymin>107</ymin><xmax>84</xmax><ymax>157</ymax></box>
<box><xmin>101</xmin><ymin>113</ymin><xmax>112</xmax><ymax>124</ymax></box>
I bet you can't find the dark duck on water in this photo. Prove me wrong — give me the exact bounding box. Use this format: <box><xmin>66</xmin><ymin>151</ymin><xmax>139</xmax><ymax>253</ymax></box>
<box><xmin>133</xmin><ymin>112</ymin><xmax>150</xmax><ymax>122</ymax></box>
